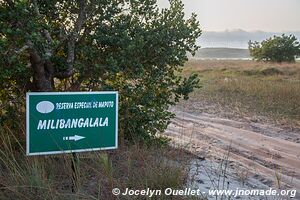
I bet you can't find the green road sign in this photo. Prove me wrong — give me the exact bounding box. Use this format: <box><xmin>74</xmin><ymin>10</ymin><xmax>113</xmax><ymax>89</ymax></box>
<box><xmin>26</xmin><ymin>92</ymin><xmax>118</xmax><ymax>156</ymax></box>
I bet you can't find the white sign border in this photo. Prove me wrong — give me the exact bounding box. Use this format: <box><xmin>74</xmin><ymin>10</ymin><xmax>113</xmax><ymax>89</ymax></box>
<box><xmin>26</xmin><ymin>91</ymin><xmax>118</xmax><ymax>156</ymax></box>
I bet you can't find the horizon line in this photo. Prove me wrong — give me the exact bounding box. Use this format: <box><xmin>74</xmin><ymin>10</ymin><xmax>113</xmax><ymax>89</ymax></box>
<box><xmin>202</xmin><ymin>29</ymin><xmax>300</xmax><ymax>33</ymax></box>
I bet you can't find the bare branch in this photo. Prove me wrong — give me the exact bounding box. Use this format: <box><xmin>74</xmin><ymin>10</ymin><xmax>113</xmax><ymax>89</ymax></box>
<box><xmin>73</xmin><ymin>0</ymin><xmax>88</xmax><ymax>34</ymax></box>
<box><xmin>14</xmin><ymin>40</ymin><xmax>36</xmax><ymax>55</ymax></box>
<box><xmin>15</xmin><ymin>45</ymin><xmax>30</xmax><ymax>54</ymax></box>
<box><xmin>63</xmin><ymin>0</ymin><xmax>88</xmax><ymax>78</ymax></box>
<box><xmin>43</xmin><ymin>30</ymin><xmax>52</xmax><ymax>44</ymax></box>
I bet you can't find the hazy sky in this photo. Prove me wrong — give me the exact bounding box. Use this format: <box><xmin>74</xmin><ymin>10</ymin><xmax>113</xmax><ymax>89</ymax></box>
<box><xmin>157</xmin><ymin>0</ymin><xmax>300</xmax><ymax>32</ymax></box>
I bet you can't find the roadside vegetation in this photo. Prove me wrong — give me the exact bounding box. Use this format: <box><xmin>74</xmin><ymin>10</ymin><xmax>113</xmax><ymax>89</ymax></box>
<box><xmin>2</xmin><ymin>0</ymin><xmax>299</xmax><ymax>199</ymax></box>
<box><xmin>181</xmin><ymin>60</ymin><xmax>300</xmax><ymax>126</ymax></box>
<box><xmin>0</xmin><ymin>0</ymin><xmax>201</xmax><ymax>144</ymax></box>
<box><xmin>0</xmin><ymin>1</ymin><xmax>201</xmax><ymax>199</ymax></box>
<box><xmin>0</xmin><ymin>122</ymin><xmax>194</xmax><ymax>200</ymax></box>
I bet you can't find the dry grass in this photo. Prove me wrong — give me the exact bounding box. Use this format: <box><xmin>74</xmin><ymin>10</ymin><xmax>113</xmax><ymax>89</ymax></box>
<box><xmin>0</xmin><ymin>123</ymin><xmax>194</xmax><ymax>200</ymax></box>
<box><xmin>181</xmin><ymin>60</ymin><xmax>300</xmax><ymax>126</ymax></box>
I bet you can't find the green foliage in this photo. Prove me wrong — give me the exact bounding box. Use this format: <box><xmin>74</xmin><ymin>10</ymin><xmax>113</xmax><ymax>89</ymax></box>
<box><xmin>0</xmin><ymin>0</ymin><xmax>201</xmax><ymax>143</ymax></box>
<box><xmin>248</xmin><ymin>34</ymin><xmax>300</xmax><ymax>63</ymax></box>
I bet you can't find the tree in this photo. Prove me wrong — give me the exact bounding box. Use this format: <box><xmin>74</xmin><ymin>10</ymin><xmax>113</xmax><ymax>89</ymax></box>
<box><xmin>0</xmin><ymin>0</ymin><xmax>201</xmax><ymax>142</ymax></box>
<box><xmin>248</xmin><ymin>34</ymin><xmax>300</xmax><ymax>63</ymax></box>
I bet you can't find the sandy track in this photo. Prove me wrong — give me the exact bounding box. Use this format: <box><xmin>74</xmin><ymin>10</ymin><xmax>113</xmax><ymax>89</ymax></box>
<box><xmin>165</xmin><ymin>109</ymin><xmax>300</xmax><ymax>191</ymax></box>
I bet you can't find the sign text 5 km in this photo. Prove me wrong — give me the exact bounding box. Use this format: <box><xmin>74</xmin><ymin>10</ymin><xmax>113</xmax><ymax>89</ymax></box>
<box><xmin>26</xmin><ymin>92</ymin><xmax>118</xmax><ymax>156</ymax></box>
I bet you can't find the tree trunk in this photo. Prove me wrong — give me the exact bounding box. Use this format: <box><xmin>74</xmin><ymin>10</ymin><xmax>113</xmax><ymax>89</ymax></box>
<box><xmin>30</xmin><ymin>50</ymin><xmax>54</xmax><ymax>92</ymax></box>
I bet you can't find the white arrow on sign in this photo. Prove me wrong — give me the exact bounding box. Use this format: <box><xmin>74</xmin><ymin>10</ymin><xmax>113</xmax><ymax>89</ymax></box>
<box><xmin>63</xmin><ymin>135</ymin><xmax>85</xmax><ymax>141</ymax></box>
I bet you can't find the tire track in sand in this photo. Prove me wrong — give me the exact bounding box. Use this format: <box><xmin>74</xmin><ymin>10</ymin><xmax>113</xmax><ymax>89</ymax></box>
<box><xmin>165</xmin><ymin>109</ymin><xmax>300</xmax><ymax>190</ymax></box>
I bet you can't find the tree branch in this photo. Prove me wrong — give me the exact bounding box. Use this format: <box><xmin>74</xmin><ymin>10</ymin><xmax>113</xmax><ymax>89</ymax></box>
<box><xmin>15</xmin><ymin>44</ymin><xmax>30</xmax><ymax>54</ymax></box>
<box><xmin>6</xmin><ymin>0</ymin><xmax>14</xmax><ymax>7</ymax></box>
<box><xmin>32</xmin><ymin>0</ymin><xmax>53</xmax><ymax>45</ymax></box>
<box><xmin>61</xmin><ymin>0</ymin><xmax>88</xmax><ymax>78</ymax></box>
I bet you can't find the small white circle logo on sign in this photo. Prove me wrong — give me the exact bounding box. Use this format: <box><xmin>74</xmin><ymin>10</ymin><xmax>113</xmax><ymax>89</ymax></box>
<box><xmin>36</xmin><ymin>101</ymin><xmax>55</xmax><ymax>114</ymax></box>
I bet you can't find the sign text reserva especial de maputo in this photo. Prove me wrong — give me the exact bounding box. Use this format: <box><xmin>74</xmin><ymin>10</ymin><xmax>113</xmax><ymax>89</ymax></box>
<box><xmin>26</xmin><ymin>92</ymin><xmax>118</xmax><ymax>156</ymax></box>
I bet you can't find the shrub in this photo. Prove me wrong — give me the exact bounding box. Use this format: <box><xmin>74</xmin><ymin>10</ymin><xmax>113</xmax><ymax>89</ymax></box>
<box><xmin>248</xmin><ymin>34</ymin><xmax>300</xmax><ymax>63</ymax></box>
<box><xmin>0</xmin><ymin>0</ymin><xmax>201</xmax><ymax>143</ymax></box>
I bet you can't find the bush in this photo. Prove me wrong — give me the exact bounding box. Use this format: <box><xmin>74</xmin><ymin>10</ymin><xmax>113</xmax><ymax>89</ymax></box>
<box><xmin>0</xmin><ymin>0</ymin><xmax>201</xmax><ymax>144</ymax></box>
<box><xmin>248</xmin><ymin>34</ymin><xmax>300</xmax><ymax>63</ymax></box>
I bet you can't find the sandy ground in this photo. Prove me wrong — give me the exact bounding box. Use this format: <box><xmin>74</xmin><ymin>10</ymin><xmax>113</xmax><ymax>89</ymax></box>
<box><xmin>164</xmin><ymin>108</ymin><xmax>300</xmax><ymax>199</ymax></box>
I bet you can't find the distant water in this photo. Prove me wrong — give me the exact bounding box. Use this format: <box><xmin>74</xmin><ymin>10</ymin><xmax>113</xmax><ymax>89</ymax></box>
<box><xmin>189</xmin><ymin>47</ymin><xmax>300</xmax><ymax>61</ymax></box>
<box><xmin>198</xmin><ymin>30</ymin><xmax>300</xmax><ymax>49</ymax></box>
<box><xmin>189</xmin><ymin>47</ymin><xmax>251</xmax><ymax>60</ymax></box>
